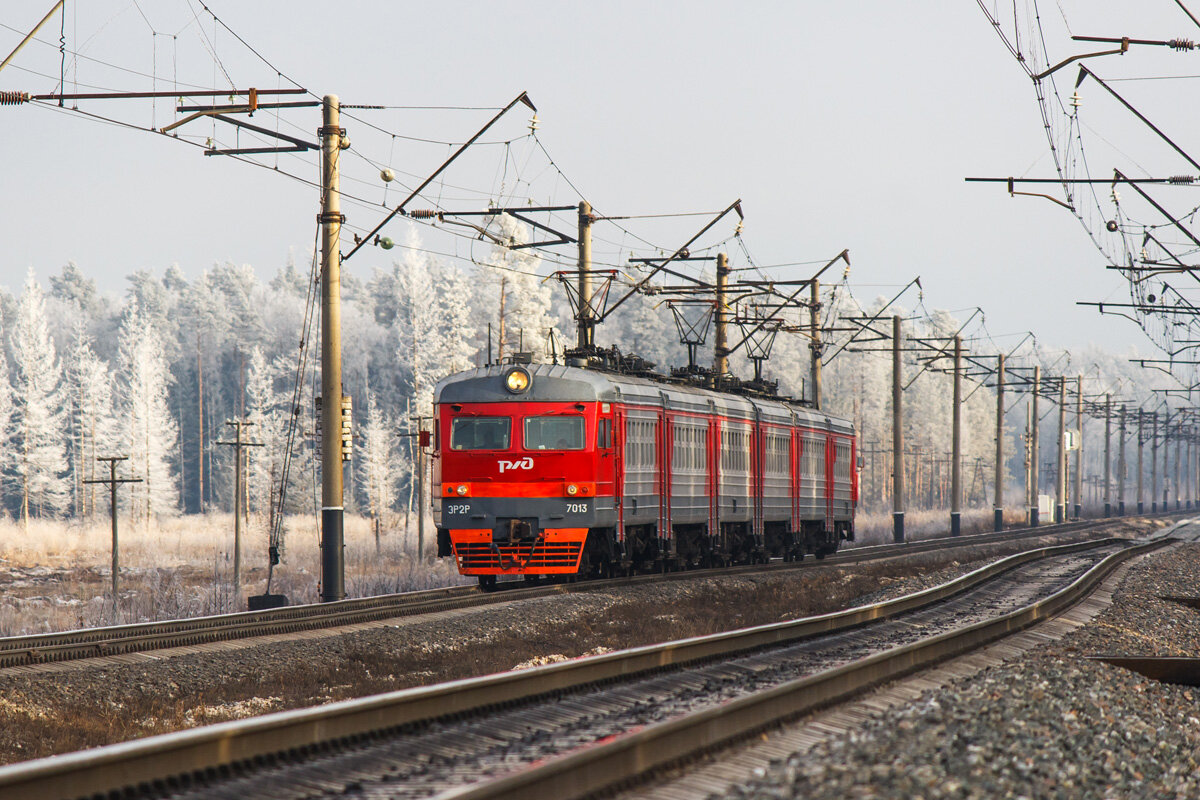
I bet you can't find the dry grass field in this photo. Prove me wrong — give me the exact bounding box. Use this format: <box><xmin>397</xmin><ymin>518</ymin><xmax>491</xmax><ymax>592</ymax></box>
<box><xmin>0</xmin><ymin>503</ymin><xmax>1107</xmax><ymax>636</ymax></box>
<box><xmin>0</xmin><ymin>513</ymin><xmax>467</xmax><ymax>636</ymax></box>
<box><xmin>852</xmin><ymin>507</ymin><xmax>1015</xmax><ymax>545</ymax></box>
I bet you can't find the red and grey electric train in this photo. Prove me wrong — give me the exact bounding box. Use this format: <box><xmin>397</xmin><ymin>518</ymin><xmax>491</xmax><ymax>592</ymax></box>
<box><xmin>434</xmin><ymin>362</ymin><xmax>857</xmax><ymax>587</ymax></box>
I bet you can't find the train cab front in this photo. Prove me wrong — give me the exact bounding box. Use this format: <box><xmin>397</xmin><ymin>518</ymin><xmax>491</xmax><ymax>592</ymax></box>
<box><xmin>432</xmin><ymin>365</ymin><xmax>612</xmax><ymax>586</ymax></box>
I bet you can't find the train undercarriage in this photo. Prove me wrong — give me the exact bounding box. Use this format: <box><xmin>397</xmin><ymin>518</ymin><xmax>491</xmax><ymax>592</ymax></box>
<box><xmin>443</xmin><ymin>519</ymin><xmax>855</xmax><ymax>589</ymax></box>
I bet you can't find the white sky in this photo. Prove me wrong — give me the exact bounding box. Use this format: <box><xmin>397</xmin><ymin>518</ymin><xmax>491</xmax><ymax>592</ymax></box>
<box><xmin>3</xmin><ymin>1</ymin><xmax>1199</xmax><ymax>354</ymax></box>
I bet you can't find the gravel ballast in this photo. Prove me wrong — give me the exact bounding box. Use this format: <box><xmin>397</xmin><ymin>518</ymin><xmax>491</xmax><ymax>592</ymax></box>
<box><xmin>721</xmin><ymin>534</ymin><xmax>1200</xmax><ymax>800</ymax></box>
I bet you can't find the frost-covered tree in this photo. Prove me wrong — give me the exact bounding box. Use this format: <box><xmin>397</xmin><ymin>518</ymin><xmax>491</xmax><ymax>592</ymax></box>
<box><xmin>10</xmin><ymin>270</ymin><xmax>68</xmax><ymax>522</ymax></box>
<box><xmin>480</xmin><ymin>214</ymin><xmax>561</xmax><ymax>361</ymax></box>
<box><xmin>245</xmin><ymin>346</ymin><xmax>292</xmax><ymax>522</ymax></box>
<box><xmin>438</xmin><ymin>261</ymin><xmax>479</xmax><ymax>374</ymax></box>
<box><xmin>0</xmin><ymin>350</ymin><xmax>15</xmax><ymax>513</ymax></box>
<box><xmin>394</xmin><ymin>234</ymin><xmax>445</xmax><ymax>417</ymax></box>
<box><xmin>68</xmin><ymin>322</ymin><xmax>118</xmax><ymax>518</ymax></box>
<box><xmin>119</xmin><ymin>302</ymin><xmax>180</xmax><ymax>525</ymax></box>
<box><xmin>357</xmin><ymin>393</ymin><xmax>398</xmax><ymax>551</ymax></box>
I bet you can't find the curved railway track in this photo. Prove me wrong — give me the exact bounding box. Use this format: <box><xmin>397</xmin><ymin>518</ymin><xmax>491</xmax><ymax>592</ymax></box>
<box><xmin>0</xmin><ymin>524</ymin><xmax>1183</xmax><ymax>800</ymax></box>
<box><xmin>0</xmin><ymin>514</ymin><xmax>1163</xmax><ymax>670</ymax></box>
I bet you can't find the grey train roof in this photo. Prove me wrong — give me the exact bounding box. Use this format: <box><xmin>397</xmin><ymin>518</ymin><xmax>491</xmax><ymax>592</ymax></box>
<box><xmin>433</xmin><ymin>364</ymin><xmax>854</xmax><ymax>435</ymax></box>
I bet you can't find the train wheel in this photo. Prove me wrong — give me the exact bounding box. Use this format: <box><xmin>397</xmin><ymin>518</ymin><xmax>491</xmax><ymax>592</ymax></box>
<box><xmin>477</xmin><ymin>575</ymin><xmax>497</xmax><ymax>591</ymax></box>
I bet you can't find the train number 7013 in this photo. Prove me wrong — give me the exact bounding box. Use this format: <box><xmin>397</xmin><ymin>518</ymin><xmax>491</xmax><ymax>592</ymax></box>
<box><xmin>565</xmin><ymin>502</ymin><xmax>589</xmax><ymax>513</ymax></box>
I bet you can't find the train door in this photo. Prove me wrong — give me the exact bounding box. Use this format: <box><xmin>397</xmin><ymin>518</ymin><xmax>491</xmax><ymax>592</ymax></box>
<box><xmin>707</xmin><ymin>400</ymin><xmax>719</xmax><ymax>541</ymax></box>
<box><xmin>753</xmin><ymin>405</ymin><xmax>764</xmax><ymax>542</ymax></box>
<box><xmin>612</xmin><ymin>405</ymin><xmax>625</xmax><ymax>546</ymax></box>
<box><xmin>824</xmin><ymin>433</ymin><xmax>836</xmax><ymax>532</ymax></box>
<box><xmin>790</xmin><ymin>417</ymin><xmax>801</xmax><ymax>535</ymax></box>
<box><xmin>658</xmin><ymin>394</ymin><xmax>671</xmax><ymax>553</ymax></box>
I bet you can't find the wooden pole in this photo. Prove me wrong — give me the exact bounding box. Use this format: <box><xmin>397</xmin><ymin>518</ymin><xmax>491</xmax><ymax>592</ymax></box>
<box><xmin>84</xmin><ymin>456</ymin><xmax>140</xmax><ymax>620</ymax></box>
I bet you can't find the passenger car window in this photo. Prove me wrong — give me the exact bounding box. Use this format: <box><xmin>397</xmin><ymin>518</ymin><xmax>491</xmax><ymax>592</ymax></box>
<box><xmin>524</xmin><ymin>415</ymin><xmax>585</xmax><ymax>450</ymax></box>
<box><xmin>450</xmin><ymin>417</ymin><xmax>511</xmax><ymax>450</ymax></box>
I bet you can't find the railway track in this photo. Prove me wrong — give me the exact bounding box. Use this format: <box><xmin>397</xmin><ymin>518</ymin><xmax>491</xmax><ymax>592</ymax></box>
<box><xmin>0</xmin><ymin>524</ymin><xmax>1182</xmax><ymax>800</ymax></box>
<box><xmin>0</xmin><ymin>514</ymin><xmax>1169</xmax><ymax>671</ymax></box>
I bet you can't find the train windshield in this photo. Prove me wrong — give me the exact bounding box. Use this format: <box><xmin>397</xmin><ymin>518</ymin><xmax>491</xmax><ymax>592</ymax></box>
<box><xmin>524</xmin><ymin>415</ymin><xmax>585</xmax><ymax>450</ymax></box>
<box><xmin>450</xmin><ymin>417</ymin><xmax>511</xmax><ymax>450</ymax></box>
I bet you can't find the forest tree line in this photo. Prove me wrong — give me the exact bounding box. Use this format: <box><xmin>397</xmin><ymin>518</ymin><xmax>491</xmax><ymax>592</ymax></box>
<box><xmin>0</xmin><ymin>219</ymin><xmax>1161</xmax><ymax>539</ymax></box>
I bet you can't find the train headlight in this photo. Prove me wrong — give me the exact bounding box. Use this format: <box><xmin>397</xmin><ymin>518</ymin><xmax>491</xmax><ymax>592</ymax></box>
<box><xmin>456</xmin><ymin>485</ymin><xmax>469</xmax><ymax>496</ymax></box>
<box><xmin>504</xmin><ymin>367</ymin><xmax>531</xmax><ymax>394</ymax></box>
<box><xmin>566</xmin><ymin>484</ymin><xmax>579</xmax><ymax>496</ymax></box>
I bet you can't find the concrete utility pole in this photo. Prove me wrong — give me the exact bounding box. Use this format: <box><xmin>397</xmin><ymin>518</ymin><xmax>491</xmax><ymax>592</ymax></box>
<box><xmin>1103</xmin><ymin>394</ymin><xmax>1112</xmax><ymax>517</ymax></box>
<box><xmin>951</xmin><ymin>336</ymin><xmax>963</xmax><ymax>536</ymax></box>
<box><xmin>416</xmin><ymin>429</ymin><xmax>426</xmax><ymax>559</ymax></box>
<box><xmin>1137</xmin><ymin>411</ymin><xmax>1145</xmax><ymax>514</ymax></box>
<box><xmin>1175</xmin><ymin>425</ymin><xmax>1182</xmax><ymax>510</ymax></box>
<box><xmin>809</xmin><ymin>279</ymin><xmax>822</xmax><ymax>410</ymax></box>
<box><xmin>577</xmin><ymin>200</ymin><xmax>593</xmax><ymax>350</ymax></box>
<box><xmin>1168</xmin><ymin>417</ymin><xmax>1175</xmax><ymax>510</ymax></box>
<box><xmin>1151</xmin><ymin>412</ymin><xmax>1159</xmax><ymax>514</ymax></box>
<box><xmin>714</xmin><ymin>253</ymin><xmax>730</xmax><ymax>377</ymax></box>
<box><xmin>218</xmin><ymin>419</ymin><xmax>263</xmax><ymax>599</ymax></box>
<box><xmin>892</xmin><ymin>315</ymin><xmax>905</xmax><ymax>542</ymax></box>
<box><xmin>1031</xmin><ymin>366</ymin><xmax>1041</xmax><ymax>527</ymax></box>
<box><xmin>1180</xmin><ymin>429</ymin><xmax>1190</xmax><ymax>510</ymax></box>
<box><xmin>1024</xmin><ymin>402</ymin><xmax>1033</xmax><ymax>524</ymax></box>
<box><xmin>320</xmin><ymin>94</ymin><xmax>347</xmax><ymax>603</ymax></box>
<box><xmin>994</xmin><ymin>353</ymin><xmax>1005</xmax><ymax>532</ymax></box>
<box><xmin>1074</xmin><ymin>376</ymin><xmax>1083</xmax><ymax>519</ymax></box>
<box><xmin>83</xmin><ymin>456</ymin><xmax>141</xmax><ymax>619</ymax></box>
<box><xmin>1118</xmin><ymin>404</ymin><xmax>1127</xmax><ymax>516</ymax></box>
<box><xmin>1056</xmin><ymin>379</ymin><xmax>1067</xmax><ymax>523</ymax></box>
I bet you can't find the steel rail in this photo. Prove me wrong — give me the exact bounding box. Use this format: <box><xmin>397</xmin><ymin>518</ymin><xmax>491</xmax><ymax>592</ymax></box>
<box><xmin>0</xmin><ymin>534</ymin><xmax>1160</xmax><ymax>800</ymax></box>
<box><xmin>0</xmin><ymin>514</ymin><xmax>1133</xmax><ymax>667</ymax></box>
<box><xmin>0</xmin><ymin>514</ymin><xmax>1174</xmax><ymax>669</ymax></box>
<box><xmin>445</xmin><ymin>538</ymin><xmax>1174</xmax><ymax>800</ymax></box>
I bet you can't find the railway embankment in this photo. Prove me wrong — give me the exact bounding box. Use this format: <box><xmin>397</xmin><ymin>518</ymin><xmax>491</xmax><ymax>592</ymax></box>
<box><xmin>720</xmin><ymin>535</ymin><xmax>1200</xmax><ymax>800</ymax></box>
<box><xmin>0</xmin><ymin>519</ymin><xmax>1167</xmax><ymax>767</ymax></box>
